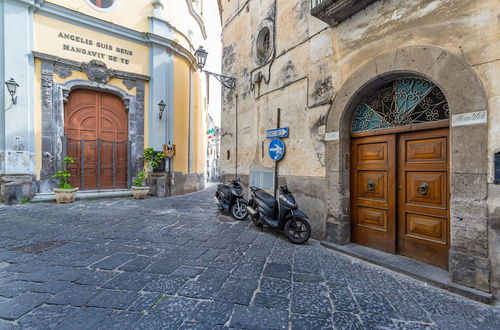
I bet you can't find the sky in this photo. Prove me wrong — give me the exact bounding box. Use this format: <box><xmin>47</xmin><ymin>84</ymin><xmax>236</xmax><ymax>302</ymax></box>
<box><xmin>203</xmin><ymin>0</ymin><xmax>222</xmax><ymax>126</ymax></box>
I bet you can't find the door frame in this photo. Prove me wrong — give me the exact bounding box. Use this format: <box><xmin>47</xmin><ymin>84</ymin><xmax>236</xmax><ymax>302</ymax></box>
<box><xmin>37</xmin><ymin>56</ymin><xmax>147</xmax><ymax>193</ymax></box>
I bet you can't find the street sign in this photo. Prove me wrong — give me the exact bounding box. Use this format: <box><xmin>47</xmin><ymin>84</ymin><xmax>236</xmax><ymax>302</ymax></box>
<box><xmin>266</xmin><ymin>127</ymin><xmax>289</xmax><ymax>139</ymax></box>
<box><xmin>268</xmin><ymin>138</ymin><xmax>285</xmax><ymax>161</ymax></box>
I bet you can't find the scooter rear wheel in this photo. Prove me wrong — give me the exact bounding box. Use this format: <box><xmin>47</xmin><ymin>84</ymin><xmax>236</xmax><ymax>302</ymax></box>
<box><xmin>285</xmin><ymin>217</ymin><xmax>311</xmax><ymax>244</ymax></box>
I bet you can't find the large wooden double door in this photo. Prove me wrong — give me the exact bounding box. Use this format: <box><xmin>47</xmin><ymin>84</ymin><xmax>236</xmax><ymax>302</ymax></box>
<box><xmin>64</xmin><ymin>89</ymin><xmax>128</xmax><ymax>190</ymax></box>
<box><xmin>351</xmin><ymin>128</ymin><xmax>449</xmax><ymax>269</ymax></box>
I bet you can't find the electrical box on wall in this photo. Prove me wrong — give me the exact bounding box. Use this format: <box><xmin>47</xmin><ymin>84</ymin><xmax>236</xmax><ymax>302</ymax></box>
<box><xmin>495</xmin><ymin>152</ymin><xmax>500</xmax><ymax>184</ymax></box>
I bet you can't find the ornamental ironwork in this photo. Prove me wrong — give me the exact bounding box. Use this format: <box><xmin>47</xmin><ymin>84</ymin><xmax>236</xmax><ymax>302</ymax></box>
<box><xmin>351</xmin><ymin>78</ymin><xmax>449</xmax><ymax>133</ymax></box>
<box><xmin>205</xmin><ymin>71</ymin><xmax>236</xmax><ymax>89</ymax></box>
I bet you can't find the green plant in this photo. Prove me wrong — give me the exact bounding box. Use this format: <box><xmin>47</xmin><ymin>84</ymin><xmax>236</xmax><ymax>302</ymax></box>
<box><xmin>143</xmin><ymin>147</ymin><xmax>165</xmax><ymax>170</ymax></box>
<box><xmin>52</xmin><ymin>156</ymin><xmax>75</xmax><ymax>189</ymax></box>
<box><xmin>21</xmin><ymin>197</ymin><xmax>30</xmax><ymax>204</ymax></box>
<box><xmin>133</xmin><ymin>171</ymin><xmax>147</xmax><ymax>187</ymax></box>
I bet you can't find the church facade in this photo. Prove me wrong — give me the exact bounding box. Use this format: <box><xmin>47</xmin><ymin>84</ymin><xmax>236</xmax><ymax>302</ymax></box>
<box><xmin>1</xmin><ymin>0</ymin><xmax>210</xmax><ymax>199</ymax></box>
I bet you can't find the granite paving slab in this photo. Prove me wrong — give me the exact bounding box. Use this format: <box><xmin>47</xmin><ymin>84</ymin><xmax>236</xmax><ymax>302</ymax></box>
<box><xmin>0</xmin><ymin>184</ymin><xmax>498</xmax><ymax>329</ymax></box>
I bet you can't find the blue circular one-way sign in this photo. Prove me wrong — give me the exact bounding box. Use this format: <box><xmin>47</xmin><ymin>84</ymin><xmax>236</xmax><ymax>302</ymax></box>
<box><xmin>268</xmin><ymin>138</ymin><xmax>285</xmax><ymax>161</ymax></box>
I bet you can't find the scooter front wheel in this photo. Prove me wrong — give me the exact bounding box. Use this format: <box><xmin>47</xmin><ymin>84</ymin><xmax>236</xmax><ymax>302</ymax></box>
<box><xmin>285</xmin><ymin>217</ymin><xmax>311</xmax><ymax>244</ymax></box>
<box><xmin>215</xmin><ymin>192</ymin><xmax>225</xmax><ymax>211</ymax></box>
<box><xmin>231</xmin><ymin>199</ymin><xmax>248</xmax><ymax>220</ymax></box>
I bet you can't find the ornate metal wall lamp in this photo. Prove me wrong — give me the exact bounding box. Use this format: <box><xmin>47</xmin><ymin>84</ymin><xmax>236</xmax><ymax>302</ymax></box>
<box><xmin>194</xmin><ymin>46</ymin><xmax>236</xmax><ymax>89</ymax></box>
<box><xmin>5</xmin><ymin>78</ymin><xmax>20</xmax><ymax>105</ymax></box>
<box><xmin>158</xmin><ymin>100</ymin><xmax>166</xmax><ymax>120</ymax></box>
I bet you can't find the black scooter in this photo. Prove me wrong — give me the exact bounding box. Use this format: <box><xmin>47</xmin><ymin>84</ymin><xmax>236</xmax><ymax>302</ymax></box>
<box><xmin>246</xmin><ymin>185</ymin><xmax>311</xmax><ymax>244</ymax></box>
<box><xmin>215</xmin><ymin>178</ymin><xmax>248</xmax><ymax>220</ymax></box>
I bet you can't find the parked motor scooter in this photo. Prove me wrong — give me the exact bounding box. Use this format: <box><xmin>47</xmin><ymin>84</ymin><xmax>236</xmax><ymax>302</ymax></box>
<box><xmin>215</xmin><ymin>178</ymin><xmax>248</xmax><ymax>220</ymax></box>
<box><xmin>246</xmin><ymin>185</ymin><xmax>311</xmax><ymax>244</ymax></box>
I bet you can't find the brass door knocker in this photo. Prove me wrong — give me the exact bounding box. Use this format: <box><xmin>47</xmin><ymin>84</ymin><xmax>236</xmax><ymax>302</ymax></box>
<box><xmin>418</xmin><ymin>183</ymin><xmax>429</xmax><ymax>196</ymax></box>
<box><xmin>367</xmin><ymin>180</ymin><xmax>376</xmax><ymax>192</ymax></box>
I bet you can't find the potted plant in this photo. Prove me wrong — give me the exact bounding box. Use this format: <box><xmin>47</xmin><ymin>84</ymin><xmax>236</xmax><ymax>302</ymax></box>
<box><xmin>131</xmin><ymin>148</ymin><xmax>166</xmax><ymax>199</ymax></box>
<box><xmin>143</xmin><ymin>148</ymin><xmax>166</xmax><ymax>171</ymax></box>
<box><xmin>52</xmin><ymin>156</ymin><xmax>78</xmax><ymax>203</ymax></box>
<box><xmin>131</xmin><ymin>171</ymin><xmax>149</xmax><ymax>199</ymax></box>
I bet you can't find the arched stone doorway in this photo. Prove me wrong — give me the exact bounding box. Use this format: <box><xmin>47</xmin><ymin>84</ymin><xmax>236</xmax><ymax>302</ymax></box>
<box><xmin>349</xmin><ymin>77</ymin><xmax>450</xmax><ymax>269</ymax></box>
<box><xmin>325</xmin><ymin>46</ymin><xmax>490</xmax><ymax>291</ymax></box>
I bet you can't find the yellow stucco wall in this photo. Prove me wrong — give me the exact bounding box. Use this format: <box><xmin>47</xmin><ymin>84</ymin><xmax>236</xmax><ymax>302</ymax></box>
<box><xmin>193</xmin><ymin>72</ymin><xmax>200</xmax><ymax>173</ymax></box>
<box><xmin>193</xmin><ymin>72</ymin><xmax>206</xmax><ymax>174</ymax></box>
<box><xmin>46</xmin><ymin>0</ymin><xmax>150</xmax><ymax>32</ymax></box>
<box><xmin>173</xmin><ymin>56</ymin><xmax>190</xmax><ymax>174</ymax></box>
<box><xmin>34</xmin><ymin>15</ymin><xmax>149</xmax><ymax>75</ymax></box>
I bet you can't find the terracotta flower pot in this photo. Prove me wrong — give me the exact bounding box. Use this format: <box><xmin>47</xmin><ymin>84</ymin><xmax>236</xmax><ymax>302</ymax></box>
<box><xmin>53</xmin><ymin>188</ymin><xmax>78</xmax><ymax>203</ymax></box>
<box><xmin>132</xmin><ymin>186</ymin><xmax>149</xmax><ymax>199</ymax></box>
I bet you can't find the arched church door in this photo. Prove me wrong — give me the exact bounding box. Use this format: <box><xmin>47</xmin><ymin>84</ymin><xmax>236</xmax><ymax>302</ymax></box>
<box><xmin>64</xmin><ymin>89</ymin><xmax>128</xmax><ymax>190</ymax></box>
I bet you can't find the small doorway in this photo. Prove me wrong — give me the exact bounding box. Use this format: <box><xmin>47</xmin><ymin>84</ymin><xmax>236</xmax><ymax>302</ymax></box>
<box><xmin>349</xmin><ymin>78</ymin><xmax>450</xmax><ymax>269</ymax></box>
<box><xmin>64</xmin><ymin>89</ymin><xmax>129</xmax><ymax>190</ymax></box>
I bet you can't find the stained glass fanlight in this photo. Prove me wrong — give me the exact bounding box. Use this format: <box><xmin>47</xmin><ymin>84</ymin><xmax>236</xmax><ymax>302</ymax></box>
<box><xmin>351</xmin><ymin>78</ymin><xmax>449</xmax><ymax>132</ymax></box>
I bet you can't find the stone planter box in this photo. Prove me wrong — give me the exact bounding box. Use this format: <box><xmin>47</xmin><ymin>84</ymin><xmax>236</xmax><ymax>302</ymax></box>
<box><xmin>53</xmin><ymin>188</ymin><xmax>78</xmax><ymax>203</ymax></box>
<box><xmin>132</xmin><ymin>186</ymin><xmax>149</xmax><ymax>199</ymax></box>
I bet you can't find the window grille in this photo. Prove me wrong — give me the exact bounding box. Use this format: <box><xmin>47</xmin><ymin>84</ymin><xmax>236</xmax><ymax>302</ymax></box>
<box><xmin>351</xmin><ymin>78</ymin><xmax>449</xmax><ymax>133</ymax></box>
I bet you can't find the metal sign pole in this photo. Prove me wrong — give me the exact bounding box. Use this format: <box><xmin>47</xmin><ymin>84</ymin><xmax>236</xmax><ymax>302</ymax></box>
<box><xmin>235</xmin><ymin>94</ymin><xmax>238</xmax><ymax>180</ymax></box>
<box><xmin>274</xmin><ymin>108</ymin><xmax>280</xmax><ymax>198</ymax></box>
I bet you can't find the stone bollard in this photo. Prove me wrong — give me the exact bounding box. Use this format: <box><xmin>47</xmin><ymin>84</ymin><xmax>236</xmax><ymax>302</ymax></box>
<box><xmin>156</xmin><ymin>176</ymin><xmax>166</xmax><ymax>197</ymax></box>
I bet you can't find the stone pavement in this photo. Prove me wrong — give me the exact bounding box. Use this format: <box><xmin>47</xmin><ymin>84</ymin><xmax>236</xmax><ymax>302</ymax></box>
<box><xmin>0</xmin><ymin>185</ymin><xmax>498</xmax><ymax>329</ymax></box>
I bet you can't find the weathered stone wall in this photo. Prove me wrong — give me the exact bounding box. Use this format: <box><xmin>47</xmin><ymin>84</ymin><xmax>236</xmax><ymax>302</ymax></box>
<box><xmin>171</xmin><ymin>172</ymin><xmax>206</xmax><ymax>196</ymax></box>
<box><xmin>220</xmin><ymin>0</ymin><xmax>499</xmax><ymax>297</ymax></box>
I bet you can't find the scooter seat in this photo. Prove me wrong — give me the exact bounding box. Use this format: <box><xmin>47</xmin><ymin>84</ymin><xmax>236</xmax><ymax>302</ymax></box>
<box><xmin>254</xmin><ymin>189</ymin><xmax>276</xmax><ymax>209</ymax></box>
<box><xmin>218</xmin><ymin>184</ymin><xmax>230</xmax><ymax>196</ymax></box>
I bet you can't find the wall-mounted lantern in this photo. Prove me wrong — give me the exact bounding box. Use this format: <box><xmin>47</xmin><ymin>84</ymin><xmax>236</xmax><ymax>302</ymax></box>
<box><xmin>194</xmin><ymin>46</ymin><xmax>236</xmax><ymax>89</ymax></box>
<box><xmin>194</xmin><ymin>46</ymin><xmax>208</xmax><ymax>70</ymax></box>
<box><xmin>5</xmin><ymin>78</ymin><xmax>19</xmax><ymax>105</ymax></box>
<box><xmin>158</xmin><ymin>100</ymin><xmax>166</xmax><ymax>120</ymax></box>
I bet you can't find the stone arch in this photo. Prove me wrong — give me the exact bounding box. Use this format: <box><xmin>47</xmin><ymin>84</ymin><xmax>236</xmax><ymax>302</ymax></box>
<box><xmin>59</xmin><ymin>79</ymin><xmax>135</xmax><ymax>111</ymax></box>
<box><xmin>324</xmin><ymin>45</ymin><xmax>490</xmax><ymax>291</ymax></box>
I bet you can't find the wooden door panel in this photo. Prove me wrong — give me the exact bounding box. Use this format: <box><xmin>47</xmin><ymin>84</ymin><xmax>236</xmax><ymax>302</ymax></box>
<box><xmin>356</xmin><ymin>171</ymin><xmax>387</xmax><ymax>202</ymax></box>
<box><xmin>405</xmin><ymin>172</ymin><xmax>447</xmax><ymax>209</ymax></box>
<box><xmin>398</xmin><ymin>128</ymin><xmax>450</xmax><ymax>269</ymax></box>
<box><xmin>357</xmin><ymin>206</ymin><xmax>388</xmax><ymax>231</ymax></box>
<box><xmin>351</xmin><ymin>135</ymin><xmax>396</xmax><ymax>253</ymax></box>
<box><xmin>405</xmin><ymin>137</ymin><xmax>447</xmax><ymax>163</ymax></box>
<box><xmin>405</xmin><ymin>213</ymin><xmax>447</xmax><ymax>244</ymax></box>
<box><xmin>356</xmin><ymin>143</ymin><xmax>388</xmax><ymax>164</ymax></box>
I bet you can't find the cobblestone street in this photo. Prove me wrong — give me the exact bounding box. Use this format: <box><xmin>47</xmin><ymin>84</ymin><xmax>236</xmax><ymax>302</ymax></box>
<box><xmin>0</xmin><ymin>185</ymin><xmax>498</xmax><ymax>329</ymax></box>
